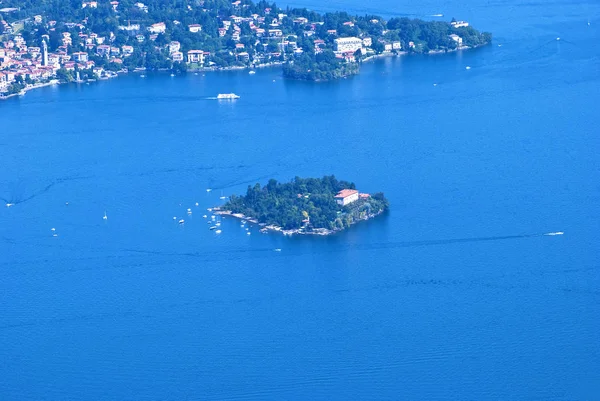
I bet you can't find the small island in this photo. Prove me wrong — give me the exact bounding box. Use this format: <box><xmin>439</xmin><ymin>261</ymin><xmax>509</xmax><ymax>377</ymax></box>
<box><xmin>216</xmin><ymin>176</ymin><xmax>389</xmax><ymax>236</ymax></box>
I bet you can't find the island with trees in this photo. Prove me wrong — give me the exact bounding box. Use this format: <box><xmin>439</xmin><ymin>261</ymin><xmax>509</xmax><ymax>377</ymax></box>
<box><xmin>216</xmin><ymin>176</ymin><xmax>389</xmax><ymax>236</ymax></box>
<box><xmin>0</xmin><ymin>0</ymin><xmax>493</xmax><ymax>96</ymax></box>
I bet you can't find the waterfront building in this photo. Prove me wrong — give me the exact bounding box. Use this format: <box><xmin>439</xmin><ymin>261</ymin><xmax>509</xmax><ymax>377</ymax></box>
<box><xmin>362</xmin><ymin>37</ymin><xmax>372</xmax><ymax>47</ymax></box>
<box><xmin>335</xmin><ymin>189</ymin><xmax>359</xmax><ymax>206</ymax></box>
<box><xmin>334</xmin><ymin>37</ymin><xmax>362</xmax><ymax>53</ymax></box>
<box><xmin>186</xmin><ymin>50</ymin><xmax>204</xmax><ymax>64</ymax></box>
<box><xmin>171</xmin><ymin>51</ymin><xmax>183</xmax><ymax>62</ymax></box>
<box><xmin>449</xmin><ymin>34</ymin><xmax>463</xmax><ymax>46</ymax></box>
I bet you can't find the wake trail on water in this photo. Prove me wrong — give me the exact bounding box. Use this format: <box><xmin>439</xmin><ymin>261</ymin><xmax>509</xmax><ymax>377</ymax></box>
<box><xmin>0</xmin><ymin>175</ymin><xmax>91</xmax><ymax>206</ymax></box>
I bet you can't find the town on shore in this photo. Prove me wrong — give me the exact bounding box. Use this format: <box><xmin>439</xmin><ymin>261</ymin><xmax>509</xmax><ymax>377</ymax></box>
<box><xmin>0</xmin><ymin>0</ymin><xmax>492</xmax><ymax>96</ymax></box>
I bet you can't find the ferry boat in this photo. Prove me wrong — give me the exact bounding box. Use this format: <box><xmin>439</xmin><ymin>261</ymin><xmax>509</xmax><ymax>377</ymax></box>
<box><xmin>217</xmin><ymin>93</ymin><xmax>240</xmax><ymax>99</ymax></box>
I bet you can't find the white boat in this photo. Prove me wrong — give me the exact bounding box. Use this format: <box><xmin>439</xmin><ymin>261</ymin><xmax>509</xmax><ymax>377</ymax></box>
<box><xmin>217</xmin><ymin>93</ymin><xmax>240</xmax><ymax>99</ymax></box>
<box><xmin>179</xmin><ymin>219</ymin><xmax>185</xmax><ymax>224</ymax></box>
<box><xmin>249</xmin><ymin>70</ymin><xmax>256</xmax><ymax>75</ymax></box>
<box><xmin>215</xmin><ymin>230</ymin><xmax>222</xmax><ymax>234</ymax></box>
<box><xmin>103</xmin><ymin>211</ymin><xmax>108</xmax><ymax>220</ymax></box>
<box><xmin>210</xmin><ymin>226</ymin><xmax>217</xmax><ymax>230</ymax></box>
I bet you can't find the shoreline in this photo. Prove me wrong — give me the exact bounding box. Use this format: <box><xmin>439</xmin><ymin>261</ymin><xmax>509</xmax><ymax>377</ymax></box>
<box><xmin>214</xmin><ymin>207</ymin><xmax>385</xmax><ymax>237</ymax></box>
<box><xmin>1</xmin><ymin>44</ymin><xmax>489</xmax><ymax>100</ymax></box>
<box><xmin>214</xmin><ymin>209</ymin><xmax>334</xmax><ymax>236</ymax></box>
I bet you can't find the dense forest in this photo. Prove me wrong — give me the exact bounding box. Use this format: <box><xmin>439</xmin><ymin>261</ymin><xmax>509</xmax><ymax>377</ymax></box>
<box><xmin>283</xmin><ymin>50</ymin><xmax>359</xmax><ymax>81</ymax></box>
<box><xmin>223</xmin><ymin>176</ymin><xmax>389</xmax><ymax>230</ymax></box>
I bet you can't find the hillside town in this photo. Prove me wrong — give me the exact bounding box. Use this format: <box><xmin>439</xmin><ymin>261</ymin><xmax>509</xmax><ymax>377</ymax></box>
<box><xmin>0</xmin><ymin>0</ymin><xmax>491</xmax><ymax>95</ymax></box>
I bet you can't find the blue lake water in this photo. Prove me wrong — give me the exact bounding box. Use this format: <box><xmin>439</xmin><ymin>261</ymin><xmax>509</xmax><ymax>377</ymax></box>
<box><xmin>1</xmin><ymin>0</ymin><xmax>599</xmax><ymax>399</ymax></box>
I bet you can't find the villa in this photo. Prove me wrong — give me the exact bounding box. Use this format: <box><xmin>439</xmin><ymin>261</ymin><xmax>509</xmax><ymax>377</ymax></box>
<box><xmin>335</xmin><ymin>189</ymin><xmax>359</xmax><ymax>206</ymax></box>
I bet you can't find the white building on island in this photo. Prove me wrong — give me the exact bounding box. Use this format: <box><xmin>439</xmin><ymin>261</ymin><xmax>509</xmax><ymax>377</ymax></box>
<box><xmin>334</xmin><ymin>37</ymin><xmax>363</xmax><ymax>53</ymax></box>
<box><xmin>335</xmin><ymin>189</ymin><xmax>359</xmax><ymax>206</ymax></box>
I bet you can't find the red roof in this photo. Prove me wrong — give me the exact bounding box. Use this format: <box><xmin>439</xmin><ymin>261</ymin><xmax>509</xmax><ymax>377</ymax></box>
<box><xmin>335</xmin><ymin>189</ymin><xmax>358</xmax><ymax>199</ymax></box>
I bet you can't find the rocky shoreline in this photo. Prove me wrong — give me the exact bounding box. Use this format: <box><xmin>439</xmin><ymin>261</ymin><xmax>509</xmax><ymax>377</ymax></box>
<box><xmin>214</xmin><ymin>207</ymin><xmax>384</xmax><ymax>237</ymax></box>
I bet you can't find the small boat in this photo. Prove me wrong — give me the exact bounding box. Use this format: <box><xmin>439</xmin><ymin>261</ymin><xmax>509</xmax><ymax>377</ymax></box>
<box><xmin>217</xmin><ymin>93</ymin><xmax>240</xmax><ymax>99</ymax></box>
<box><xmin>203</xmin><ymin>215</ymin><xmax>208</xmax><ymax>218</ymax></box>
<box><xmin>274</xmin><ymin>248</ymin><xmax>281</xmax><ymax>252</ymax></box>
<box><xmin>211</xmin><ymin>216</ymin><xmax>216</xmax><ymax>220</ymax></box>
<box><xmin>215</xmin><ymin>222</ymin><xmax>221</xmax><ymax>227</ymax></box>
<box><xmin>195</xmin><ymin>202</ymin><xmax>199</xmax><ymax>206</ymax></box>
<box><xmin>173</xmin><ymin>216</ymin><xmax>177</xmax><ymax>220</ymax></box>
<box><xmin>103</xmin><ymin>211</ymin><xmax>108</xmax><ymax>220</ymax></box>
<box><xmin>206</xmin><ymin>188</ymin><xmax>212</xmax><ymax>192</ymax></box>
<box><xmin>544</xmin><ymin>231</ymin><xmax>564</xmax><ymax>236</ymax></box>
<box><xmin>187</xmin><ymin>208</ymin><xmax>192</xmax><ymax>215</ymax></box>
<box><xmin>247</xmin><ymin>232</ymin><xmax>251</xmax><ymax>235</ymax></box>
<box><xmin>249</xmin><ymin>70</ymin><xmax>256</xmax><ymax>75</ymax></box>
<box><xmin>53</xmin><ymin>233</ymin><xmax>58</xmax><ymax>237</ymax></box>
<box><xmin>5</xmin><ymin>203</ymin><xmax>14</xmax><ymax>207</ymax></box>
<box><xmin>215</xmin><ymin>230</ymin><xmax>222</xmax><ymax>234</ymax></box>
<box><xmin>179</xmin><ymin>219</ymin><xmax>185</xmax><ymax>224</ymax></box>
<box><xmin>219</xmin><ymin>196</ymin><xmax>228</xmax><ymax>200</ymax></box>
<box><xmin>465</xmin><ymin>66</ymin><xmax>471</xmax><ymax>70</ymax></box>
<box><xmin>170</xmin><ymin>73</ymin><xmax>175</xmax><ymax>77</ymax></box>
<box><xmin>209</xmin><ymin>226</ymin><xmax>217</xmax><ymax>230</ymax></box>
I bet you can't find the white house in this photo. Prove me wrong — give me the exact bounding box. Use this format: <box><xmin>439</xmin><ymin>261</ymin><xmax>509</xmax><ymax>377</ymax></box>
<box><xmin>188</xmin><ymin>24</ymin><xmax>202</xmax><ymax>33</ymax></box>
<box><xmin>449</xmin><ymin>34</ymin><xmax>463</xmax><ymax>46</ymax></box>
<box><xmin>168</xmin><ymin>41</ymin><xmax>180</xmax><ymax>54</ymax></box>
<box><xmin>362</xmin><ymin>37</ymin><xmax>372</xmax><ymax>47</ymax></box>
<box><xmin>72</xmin><ymin>51</ymin><xmax>88</xmax><ymax>62</ymax></box>
<box><xmin>147</xmin><ymin>22</ymin><xmax>166</xmax><ymax>34</ymax></box>
<box><xmin>334</xmin><ymin>37</ymin><xmax>362</xmax><ymax>53</ymax></box>
<box><xmin>186</xmin><ymin>50</ymin><xmax>204</xmax><ymax>64</ymax></box>
<box><xmin>171</xmin><ymin>51</ymin><xmax>183</xmax><ymax>62</ymax></box>
<box><xmin>335</xmin><ymin>189</ymin><xmax>359</xmax><ymax>206</ymax></box>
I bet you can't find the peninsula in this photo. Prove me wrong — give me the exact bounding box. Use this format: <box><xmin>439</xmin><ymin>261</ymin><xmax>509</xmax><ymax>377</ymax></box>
<box><xmin>216</xmin><ymin>176</ymin><xmax>389</xmax><ymax>236</ymax></box>
<box><xmin>0</xmin><ymin>0</ymin><xmax>493</xmax><ymax>95</ymax></box>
